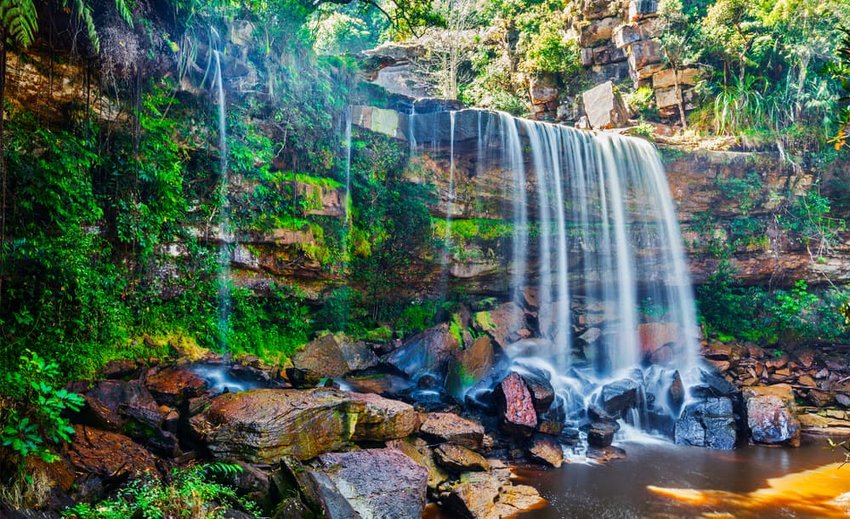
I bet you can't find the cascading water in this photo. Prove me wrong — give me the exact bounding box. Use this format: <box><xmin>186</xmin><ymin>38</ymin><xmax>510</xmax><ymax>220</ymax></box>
<box><xmin>408</xmin><ymin>108</ymin><xmax>700</xmax><ymax>431</ymax></box>
<box><xmin>211</xmin><ymin>32</ymin><xmax>231</xmax><ymax>350</ymax></box>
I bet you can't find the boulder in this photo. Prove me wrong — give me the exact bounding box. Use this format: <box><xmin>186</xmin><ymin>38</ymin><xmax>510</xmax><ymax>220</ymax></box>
<box><xmin>192</xmin><ymin>388</ymin><xmax>416</xmax><ymax>464</ymax></box>
<box><xmin>441</xmin><ymin>469</ymin><xmax>545</xmax><ymax>519</ymax></box>
<box><xmin>146</xmin><ymin>367</ymin><xmax>209</xmax><ymax>406</ymax></box>
<box><xmin>581</xmin><ymin>81</ymin><xmax>629</xmax><ymax>130</ymax></box>
<box><xmin>292</xmin><ymin>333</ymin><xmax>379</xmax><ymax>379</ymax></box>
<box><xmin>387</xmin><ymin>437</ymin><xmax>450</xmax><ymax>489</ymax></box>
<box><xmin>613</xmin><ymin>23</ymin><xmax>643</xmax><ymax>49</ymax></box>
<box><xmin>85</xmin><ymin>379</ymin><xmax>161</xmax><ymax>423</ymax></box>
<box><xmin>528</xmin><ymin>435</ymin><xmax>564</xmax><ymax>467</ymax></box>
<box><xmin>667</xmin><ymin>370</ymin><xmax>685</xmax><ymax>413</ymax></box>
<box><xmin>579</xmin><ymin>16</ymin><xmax>620</xmax><ymax>47</ymax></box>
<box><xmin>514</xmin><ymin>366</ymin><xmax>555</xmax><ymax>414</ymax></box>
<box><xmin>301</xmin><ymin>449</ymin><xmax>428</xmax><ymax>519</ymax></box>
<box><xmin>68</xmin><ymin>425</ymin><xmax>159</xmax><ymax>479</ymax></box>
<box><xmin>446</xmin><ymin>335</ymin><xmax>496</xmax><ymax>400</ymax></box>
<box><xmin>652</xmin><ymin>68</ymin><xmax>700</xmax><ymax>89</ymax></box>
<box><xmin>600</xmin><ymin>378</ymin><xmax>641</xmax><ymax>417</ymax></box>
<box><xmin>419</xmin><ymin>412</ymin><xmax>485</xmax><ymax>449</ymax></box>
<box><xmin>434</xmin><ymin>444</ymin><xmax>489</xmax><ymax>472</ymax></box>
<box><xmin>348</xmin><ymin>392</ymin><xmax>419</xmax><ymax>441</ymax></box>
<box><xmin>587</xmin><ymin>422</ymin><xmax>616</xmax><ymax>448</ymax></box>
<box><xmin>494</xmin><ymin>372</ymin><xmax>538</xmax><ymax>435</ymax></box>
<box><xmin>472</xmin><ymin>302</ymin><xmax>526</xmax><ymax>349</ymax></box>
<box><xmin>584</xmin><ymin>0</ymin><xmax>619</xmax><ymax>19</ymax></box>
<box><xmin>384</xmin><ymin>323</ymin><xmax>460</xmax><ymax>377</ymax></box>
<box><xmin>674</xmin><ymin>397</ymin><xmax>737</xmax><ymax>450</ymax></box>
<box><xmin>743</xmin><ymin>384</ymin><xmax>801</xmax><ymax>446</ymax></box>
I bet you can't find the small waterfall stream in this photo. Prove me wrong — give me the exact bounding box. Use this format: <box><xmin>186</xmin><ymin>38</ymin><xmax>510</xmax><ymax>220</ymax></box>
<box><xmin>212</xmin><ymin>42</ymin><xmax>231</xmax><ymax>350</ymax></box>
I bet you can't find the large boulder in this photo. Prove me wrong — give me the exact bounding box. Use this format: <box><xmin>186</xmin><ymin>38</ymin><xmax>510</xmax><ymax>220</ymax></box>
<box><xmin>419</xmin><ymin>412</ymin><xmax>485</xmax><ymax>449</ymax></box>
<box><xmin>528</xmin><ymin>435</ymin><xmax>564</xmax><ymax>467</ymax></box>
<box><xmin>384</xmin><ymin>323</ymin><xmax>460</xmax><ymax>377</ymax></box>
<box><xmin>494</xmin><ymin>372</ymin><xmax>538</xmax><ymax>435</ymax></box>
<box><xmin>514</xmin><ymin>366</ymin><xmax>555</xmax><ymax>414</ymax></box>
<box><xmin>386</xmin><ymin>437</ymin><xmax>450</xmax><ymax>490</ymax></box>
<box><xmin>191</xmin><ymin>389</ymin><xmax>416</xmax><ymax>464</ymax></box>
<box><xmin>292</xmin><ymin>333</ymin><xmax>379</xmax><ymax>379</ymax></box>
<box><xmin>581</xmin><ymin>81</ymin><xmax>629</xmax><ymax>129</ymax></box>
<box><xmin>440</xmin><ymin>467</ymin><xmax>545</xmax><ymax>519</ymax></box>
<box><xmin>743</xmin><ymin>384</ymin><xmax>801</xmax><ymax>446</ymax></box>
<box><xmin>434</xmin><ymin>444</ymin><xmax>489</xmax><ymax>472</ymax></box>
<box><xmin>145</xmin><ymin>367</ymin><xmax>209</xmax><ymax>406</ymax></box>
<box><xmin>68</xmin><ymin>425</ymin><xmax>159</xmax><ymax>480</ymax></box>
<box><xmin>600</xmin><ymin>378</ymin><xmax>641</xmax><ymax>418</ymax></box>
<box><xmin>299</xmin><ymin>449</ymin><xmax>428</xmax><ymax>519</ymax></box>
<box><xmin>674</xmin><ymin>397</ymin><xmax>737</xmax><ymax>450</ymax></box>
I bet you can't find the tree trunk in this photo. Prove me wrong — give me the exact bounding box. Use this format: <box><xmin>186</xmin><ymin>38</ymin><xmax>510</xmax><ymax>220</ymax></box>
<box><xmin>673</xmin><ymin>71</ymin><xmax>687</xmax><ymax>130</ymax></box>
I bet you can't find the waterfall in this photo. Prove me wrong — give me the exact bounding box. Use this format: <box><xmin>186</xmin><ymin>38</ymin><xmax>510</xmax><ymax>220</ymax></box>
<box><xmin>211</xmin><ymin>37</ymin><xmax>231</xmax><ymax>350</ymax></box>
<box><xmin>406</xmin><ymin>108</ymin><xmax>700</xmax><ymax>420</ymax></box>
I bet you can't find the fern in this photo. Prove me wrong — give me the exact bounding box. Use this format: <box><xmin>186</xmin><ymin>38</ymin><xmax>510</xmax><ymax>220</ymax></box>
<box><xmin>203</xmin><ymin>462</ymin><xmax>244</xmax><ymax>477</ymax></box>
<box><xmin>113</xmin><ymin>0</ymin><xmax>133</xmax><ymax>27</ymax></box>
<box><xmin>66</xmin><ymin>0</ymin><xmax>100</xmax><ymax>52</ymax></box>
<box><xmin>0</xmin><ymin>0</ymin><xmax>39</xmax><ymax>47</ymax></box>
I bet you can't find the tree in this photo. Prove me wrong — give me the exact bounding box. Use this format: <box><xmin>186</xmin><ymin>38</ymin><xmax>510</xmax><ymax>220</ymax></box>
<box><xmin>701</xmin><ymin>0</ymin><xmax>757</xmax><ymax>85</ymax></box>
<box><xmin>657</xmin><ymin>0</ymin><xmax>702</xmax><ymax>129</ymax></box>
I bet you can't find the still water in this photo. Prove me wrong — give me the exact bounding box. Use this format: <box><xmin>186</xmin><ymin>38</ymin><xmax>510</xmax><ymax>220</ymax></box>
<box><xmin>516</xmin><ymin>435</ymin><xmax>849</xmax><ymax>518</ymax></box>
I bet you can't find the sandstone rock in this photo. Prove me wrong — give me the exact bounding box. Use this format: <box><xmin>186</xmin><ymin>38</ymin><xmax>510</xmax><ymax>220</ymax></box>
<box><xmin>303</xmin><ymin>449</ymin><xmax>428</xmax><ymax>519</ymax></box>
<box><xmin>528</xmin><ymin>435</ymin><xmax>563</xmax><ymax>467</ymax></box>
<box><xmin>743</xmin><ymin>385</ymin><xmax>800</xmax><ymax>447</ymax></box>
<box><xmin>807</xmin><ymin>389</ymin><xmax>834</xmax><ymax>407</ymax></box>
<box><xmin>387</xmin><ymin>437</ymin><xmax>450</xmax><ymax>489</ymax></box>
<box><xmin>292</xmin><ymin>333</ymin><xmax>379</xmax><ymax>379</ymax></box>
<box><xmin>703</xmin><ymin>343</ymin><xmax>732</xmax><ymax>360</ymax></box>
<box><xmin>384</xmin><ymin>323</ymin><xmax>460</xmax><ymax>377</ymax></box>
<box><xmin>652</xmin><ymin>68</ymin><xmax>700</xmax><ymax>89</ymax></box>
<box><xmin>495</xmin><ymin>372</ymin><xmax>538</xmax><ymax>435</ymax></box>
<box><xmin>420</xmin><ymin>412</ymin><xmax>485</xmax><ymax>449</ymax></box>
<box><xmin>529</xmin><ymin>75</ymin><xmax>559</xmax><ymax>106</ymax></box>
<box><xmin>613</xmin><ymin>23</ymin><xmax>642</xmax><ymax>48</ymax></box>
<box><xmin>435</xmin><ymin>444</ymin><xmax>489</xmax><ymax>472</ymax></box>
<box><xmin>587</xmin><ymin>445</ymin><xmax>627</xmax><ymax>463</ymax></box>
<box><xmin>582</xmin><ymin>81</ymin><xmax>629</xmax><ymax>129</ymax></box>
<box><xmin>797</xmin><ymin>349</ymin><xmax>816</xmax><ymax>369</ymax></box>
<box><xmin>587</xmin><ymin>422</ymin><xmax>616</xmax><ymax>448</ymax></box>
<box><xmin>515</xmin><ymin>367</ymin><xmax>555</xmax><ymax>414</ymax></box>
<box><xmin>446</xmin><ymin>335</ymin><xmax>496</xmax><ymax>400</ymax></box>
<box><xmin>68</xmin><ymin>425</ymin><xmax>159</xmax><ymax>479</ymax></box>
<box><xmin>100</xmin><ymin>359</ymin><xmax>140</xmax><ymax>379</ymax></box>
<box><xmin>674</xmin><ymin>397</ymin><xmax>736</xmax><ymax>450</ymax></box>
<box><xmin>579</xmin><ymin>16</ymin><xmax>621</xmax><ymax>47</ymax></box>
<box><xmin>837</xmin><ymin>393</ymin><xmax>850</xmax><ymax>408</ymax></box>
<box><xmin>584</xmin><ymin>0</ymin><xmax>619</xmax><ymax>20</ymax></box>
<box><xmin>441</xmin><ymin>470</ymin><xmax>545</xmax><ymax>519</ymax></box>
<box><xmin>193</xmin><ymin>388</ymin><xmax>415</xmax><ymax>464</ymax></box>
<box><xmin>146</xmin><ymin>367</ymin><xmax>209</xmax><ymax>406</ymax></box>
<box><xmin>472</xmin><ymin>302</ymin><xmax>526</xmax><ymax>349</ymax></box>
<box><xmin>348</xmin><ymin>392</ymin><xmax>419</xmax><ymax>441</ymax></box>
<box><xmin>86</xmin><ymin>379</ymin><xmax>161</xmax><ymax>422</ymax></box>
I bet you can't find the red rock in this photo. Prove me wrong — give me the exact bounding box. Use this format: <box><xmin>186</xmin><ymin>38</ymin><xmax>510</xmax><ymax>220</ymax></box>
<box><xmin>68</xmin><ymin>425</ymin><xmax>159</xmax><ymax>479</ymax></box>
<box><xmin>704</xmin><ymin>344</ymin><xmax>732</xmax><ymax>360</ymax></box>
<box><xmin>765</xmin><ymin>357</ymin><xmax>788</xmax><ymax>370</ymax></box>
<box><xmin>420</xmin><ymin>412</ymin><xmax>485</xmax><ymax>449</ymax></box>
<box><xmin>796</xmin><ymin>350</ymin><xmax>815</xmax><ymax>369</ymax></box>
<box><xmin>808</xmin><ymin>390</ymin><xmax>834</xmax><ymax>407</ymax></box>
<box><xmin>797</xmin><ymin>375</ymin><xmax>817</xmax><ymax>388</ymax></box>
<box><xmin>706</xmin><ymin>359</ymin><xmax>731</xmax><ymax>372</ymax></box>
<box><xmin>746</xmin><ymin>345</ymin><xmax>766</xmax><ymax>360</ymax></box>
<box><xmin>742</xmin><ymin>385</ymin><xmax>801</xmax><ymax>447</ymax></box>
<box><xmin>528</xmin><ymin>435</ymin><xmax>563</xmax><ymax>468</ymax></box>
<box><xmin>495</xmin><ymin>372</ymin><xmax>537</xmax><ymax>434</ymax></box>
<box><xmin>146</xmin><ymin>367</ymin><xmax>208</xmax><ymax>406</ymax></box>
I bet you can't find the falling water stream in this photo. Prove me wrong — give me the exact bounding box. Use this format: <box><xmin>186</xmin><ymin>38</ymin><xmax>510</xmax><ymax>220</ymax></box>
<box><xmin>212</xmin><ymin>42</ymin><xmax>231</xmax><ymax>351</ymax></box>
<box><xmin>411</xmin><ymin>109</ymin><xmax>700</xmax><ymax>422</ymax></box>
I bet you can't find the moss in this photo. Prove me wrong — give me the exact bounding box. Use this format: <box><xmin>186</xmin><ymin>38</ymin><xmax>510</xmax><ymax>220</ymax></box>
<box><xmin>449</xmin><ymin>314</ymin><xmax>465</xmax><ymax>347</ymax></box>
<box><xmin>473</xmin><ymin>311</ymin><xmax>495</xmax><ymax>333</ymax></box>
<box><xmin>280</xmin><ymin>171</ymin><xmax>343</xmax><ymax>189</ymax></box>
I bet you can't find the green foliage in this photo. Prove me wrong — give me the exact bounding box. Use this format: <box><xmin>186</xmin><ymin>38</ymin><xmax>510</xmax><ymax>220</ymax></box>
<box><xmin>625</xmin><ymin>87</ymin><xmax>657</xmax><ymax>120</ymax></box>
<box><xmin>714</xmin><ymin>172</ymin><xmax>763</xmax><ymax>214</ymax></box>
<box><xmin>778</xmin><ymin>188</ymin><xmax>846</xmax><ymax>256</ymax></box>
<box><xmin>1</xmin><ymin>351</ymin><xmax>84</xmax><ymax>467</ymax></box>
<box><xmin>394</xmin><ymin>300</ymin><xmax>439</xmax><ymax>337</ymax></box>
<box><xmin>0</xmin><ymin>0</ymin><xmax>38</xmax><ymax>47</ymax></box>
<box><xmin>520</xmin><ymin>21</ymin><xmax>580</xmax><ymax>75</ymax></box>
<box><xmin>63</xmin><ymin>464</ymin><xmax>258</xmax><ymax>519</ymax></box>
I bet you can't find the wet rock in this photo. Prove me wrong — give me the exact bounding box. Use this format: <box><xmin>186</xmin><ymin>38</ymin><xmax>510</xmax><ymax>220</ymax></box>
<box><xmin>192</xmin><ymin>388</ymin><xmax>415</xmax><ymax>464</ymax></box>
<box><xmin>146</xmin><ymin>367</ymin><xmax>209</xmax><ymax>406</ymax></box>
<box><xmin>693</xmin><ymin>369</ymin><xmax>738</xmax><ymax>398</ymax></box>
<box><xmin>674</xmin><ymin>397</ymin><xmax>736</xmax><ymax>450</ymax></box>
<box><xmin>302</xmin><ymin>449</ymin><xmax>428</xmax><ymax>519</ymax></box>
<box><xmin>600</xmin><ymin>378</ymin><xmax>640</xmax><ymax>418</ymax></box>
<box><xmin>100</xmin><ymin>359</ymin><xmax>140</xmax><ymax>379</ymax></box>
<box><xmin>472</xmin><ymin>303</ymin><xmax>526</xmax><ymax>349</ymax></box>
<box><xmin>514</xmin><ymin>366</ymin><xmax>555</xmax><ymax>414</ymax></box>
<box><xmin>743</xmin><ymin>384</ymin><xmax>800</xmax><ymax>446</ymax></box>
<box><xmin>384</xmin><ymin>323</ymin><xmax>460</xmax><ymax>377</ymax></box>
<box><xmin>419</xmin><ymin>412</ymin><xmax>485</xmax><ymax>449</ymax></box>
<box><xmin>638</xmin><ymin>322</ymin><xmax>679</xmax><ymax>359</ymax></box>
<box><xmin>446</xmin><ymin>335</ymin><xmax>496</xmax><ymax>400</ymax></box>
<box><xmin>434</xmin><ymin>444</ymin><xmax>489</xmax><ymax>472</ymax></box>
<box><xmin>667</xmin><ymin>370</ymin><xmax>685</xmax><ymax>413</ymax></box>
<box><xmin>284</xmin><ymin>367</ymin><xmax>323</xmax><ymax>388</ymax></box>
<box><xmin>587</xmin><ymin>422</ymin><xmax>616</xmax><ymax>448</ymax></box>
<box><xmin>292</xmin><ymin>333</ymin><xmax>379</xmax><ymax>379</ymax></box>
<box><xmin>86</xmin><ymin>379</ymin><xmax>161</xmax><ymax>422</ymax></box>
<box><xmin>503</xmin><ymin>338</ymin><xmax>555</xmax><ymax>359</ymax></box>
<box><xmin>528</xmin><ymin>435</ymin><xmax>563</xmax><ymax>468</ymax></box>
<box><xmin>68</xmin><ymin>425</ymin><xmax>159</xmax><ymax>480</ymax></box>
<box><xmin>587</xmin><ymin>445</ymin><xmax>627</xmax><ymax>463</ymax></box>
<box><xmin>582</xmin><ymin>81</ymin><xmax>629</xmax><ymax>129</ymax></box>
<box><xmin>494</xmin><ymin>372</ymin><xmax>538</xmax><ymax>435</ymax></box>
